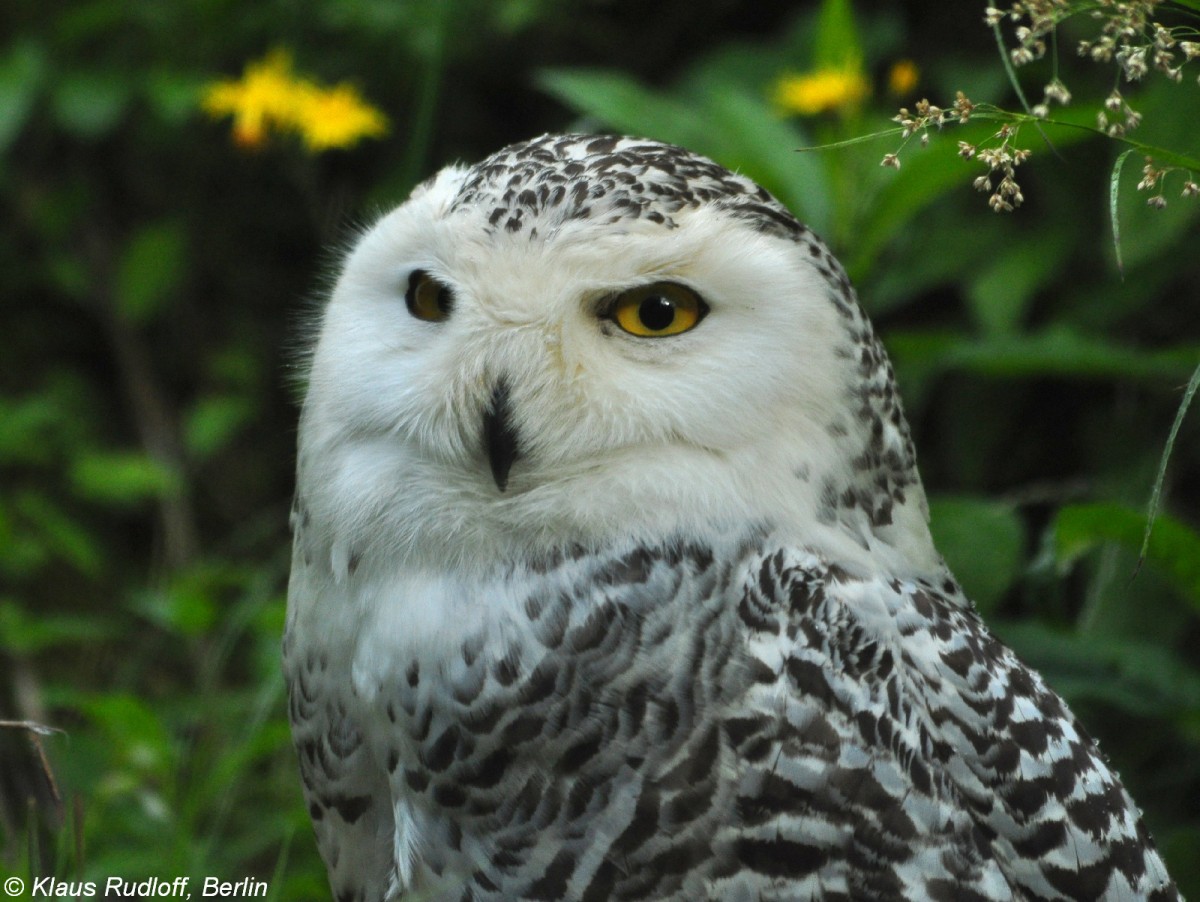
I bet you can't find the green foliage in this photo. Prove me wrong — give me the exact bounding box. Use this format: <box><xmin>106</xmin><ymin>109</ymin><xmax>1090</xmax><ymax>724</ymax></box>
<box><xmin>115</xmin><ymin>222</ymin><xmax>188</xmax><ymax>324</ymax></box>
<box><xmin>928</xmin><ymin>497</ymin><xmax>1024</xmax><ymax>615</ymax></box>
<box><xmin>1</xmin><ymin>0</ymin><xmax>1198</xmax><ymax>897</ymax></box>
<box><xmin>1055</xmin><ymin>503</ymin><xmax>1200</xmax><ymax>608</ymax></box>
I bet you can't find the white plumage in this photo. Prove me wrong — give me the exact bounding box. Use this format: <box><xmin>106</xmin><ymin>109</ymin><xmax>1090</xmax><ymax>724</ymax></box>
<box><xmin>286</xmin><ymin>134</ymin><xmax>1179</xmax><ymax>901</ymax></box>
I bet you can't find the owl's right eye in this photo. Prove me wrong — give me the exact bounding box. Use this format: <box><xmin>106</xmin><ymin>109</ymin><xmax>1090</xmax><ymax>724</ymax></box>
<box><xmin>405</xmin><ymin>270</ymin><xmax>454</xmax><ymax>322</ymax></box>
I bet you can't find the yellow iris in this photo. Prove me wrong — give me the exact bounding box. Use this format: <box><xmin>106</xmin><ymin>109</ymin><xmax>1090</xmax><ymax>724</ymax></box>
<box><xmin>611</xmin><ymin>283</ymin><xmax>707</xmax><ymax>338</ymax></box>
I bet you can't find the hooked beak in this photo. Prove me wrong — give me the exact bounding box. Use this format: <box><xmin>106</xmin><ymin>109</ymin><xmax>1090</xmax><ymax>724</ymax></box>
<box><xmin>483</xmin><ymin>380</ymin><xmax>520</xmax><ymax>492</ymax></box>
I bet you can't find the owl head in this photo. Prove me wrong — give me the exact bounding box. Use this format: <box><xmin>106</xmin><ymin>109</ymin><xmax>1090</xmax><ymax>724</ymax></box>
<box><xmin>297</xmin><ymin>135</ymin><xmax>937</xmax><ymax>577</ymax></box>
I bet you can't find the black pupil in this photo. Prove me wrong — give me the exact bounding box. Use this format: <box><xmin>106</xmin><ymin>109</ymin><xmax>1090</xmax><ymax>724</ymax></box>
<box><xmin>639</xmin><ymin>296</ymin><xmax>675</xmax><ymax>331</ymax></box>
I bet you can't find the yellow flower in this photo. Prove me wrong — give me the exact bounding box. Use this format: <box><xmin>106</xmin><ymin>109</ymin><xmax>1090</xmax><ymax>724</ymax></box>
<box><xmin>888</xmin><ymin>59</ymin><xmax>920</xmax><ymax>97</ymax></box>
<box><xmin>201</xmin><ymin>49</ymin><xmax>387</xmax><ymax>152</ymax></box>
<box><xmin>773</xmin><ymin>67</ymin><xmax>870</xmax><ymax>116</ymax></box>
<box><xmin>201</xmin><ymin>50</ymin><xmax>301</xmax><ymax>149</ymax></box>
<box><xmin>293</xmin><ymin>83</ymin><xmax>388</xmax><ymax>151</ymax></box>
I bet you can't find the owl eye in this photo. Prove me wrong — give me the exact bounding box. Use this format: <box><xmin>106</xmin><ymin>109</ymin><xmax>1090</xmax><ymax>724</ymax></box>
<box><xmin>610</xmin><ymin>282</ymin><xmax>708</xmax><ymax>338</ymax></box>
<box><xmin>405</xmin><ymin>270</ymin><xmax>454</xmax><ymax>322</ymax></box>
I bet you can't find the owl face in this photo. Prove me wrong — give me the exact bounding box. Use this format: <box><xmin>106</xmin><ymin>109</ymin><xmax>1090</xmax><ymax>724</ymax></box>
<box><xmin>298</xmin><ymin>136</ymin><xmax>933</xmax><ymax>573</ymax></box>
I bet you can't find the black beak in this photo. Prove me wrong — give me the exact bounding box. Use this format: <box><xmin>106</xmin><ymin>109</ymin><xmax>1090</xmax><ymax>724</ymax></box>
<box><xmin>483</xmin><ymin>380</ymin><xmax>520</xmax><ymax>492</ymax></box>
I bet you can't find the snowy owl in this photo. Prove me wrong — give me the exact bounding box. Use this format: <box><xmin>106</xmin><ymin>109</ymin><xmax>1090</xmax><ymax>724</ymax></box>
<box><xmin>285</xmin><ymin>134</ymin><xmax>1179</xmax><ymax>901</ymax></box>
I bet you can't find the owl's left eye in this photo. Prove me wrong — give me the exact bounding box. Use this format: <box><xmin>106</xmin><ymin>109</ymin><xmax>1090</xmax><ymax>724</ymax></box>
<box><xmin>609</xmin><ymin>282</ymin><xmax>708</xmax><ymax>338</ymax></box>
<box><xmin>406</xmin><ymin>270</ymin><xmax>454</xmax><ymax>322</ymax></box>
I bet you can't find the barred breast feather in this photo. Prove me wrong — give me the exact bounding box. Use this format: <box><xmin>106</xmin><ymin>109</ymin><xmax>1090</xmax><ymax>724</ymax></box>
<box><xmin>285</xmin><ymin>528</ymin><xmax>1179</xmax><ymax>901</ymax></box>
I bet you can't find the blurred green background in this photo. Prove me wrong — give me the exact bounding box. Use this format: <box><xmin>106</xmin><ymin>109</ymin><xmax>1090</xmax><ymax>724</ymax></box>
<box><xmin>1</xmin><ymin>0</ymin><xmax>1198</xmax><ymax>897</ymax></box>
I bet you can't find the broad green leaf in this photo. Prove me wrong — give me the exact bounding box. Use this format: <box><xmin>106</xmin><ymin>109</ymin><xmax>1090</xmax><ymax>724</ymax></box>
<box><xmin>0</xmin><ymin>599</ymin><xmax>114</xmax><ymax>653</ymax></box>
<box><xmin>134</xmin><ymin>582</ymin><xmax>218</xmax><ymax>637</ymax></box>
<box><xmin>844</xmin><ymin>122</ymin><xmax>994</xmax><ymax>280</ymax></box>
<box><xmin>0</xmin><ymin>393</ymin><xmax>60</xmax><ymax>464</ymax></box>
<box><xmin>70</xmin><ymin>451</ymin><xmax>182</xmax><ymax>504</ymax></box>
<box><xmin>80</xmin><ymin>694</ymin><xmax>177</xmax><ymax>779</ymax></box>
<box><xmin>812</xmin><ymin>0</ymin><xmax>863</xmax><ymax>71</ymax></box>
<box><xmin>52</xmin><ymin>70</ymin><xmax>131</xmax><ymax>138</ymax></box>
<box><xmin>928</xmin><ymin>496</ymin><xmax>1024</xmax><ymax>614</ymax></box>
<box><xmin>14</xmin><ymin>490</ymin><xmax>105</xmax><ymax>576</ymax></box>
<box><xmin>679</xmin><ymin>75</ymin><xmax>830</xmax><ymax>232</ymax></box>
<box><xmin>537</xmin><ymin>69</ymin><xmax>835</xmax><ymax>230</ymax></box>
<box><xmin>1055</xmin><ymin>502</ymin><xmax>1200</xmax><ymax>607</ymax></box>
<box><xmin>184</xmin><ymin>395</ymin><xmax>253</xmax><ymax>459</ymax></box>
<box><xmin>144</xmin><ymin>70</ymin><xmax>204</xmax><ymax>125</ymax></box>
<box><xmin>886</xmin><ymin>327</ymin><xmax>1199</xmax><ymax>382</ymax></box>
<box><xmin>966</xmin><ymin>229</ymin><xmax>1072</xmax><ymax>335</ymax></box>
<box><xmin>537</xmin><ymin>69</ymin><xmax>710</xmax><ymax>149</ymax></box>
<box><xmin>115</xmin><ymin>221</ymin><xmax>187</xmax><ymax>323</ymax></box>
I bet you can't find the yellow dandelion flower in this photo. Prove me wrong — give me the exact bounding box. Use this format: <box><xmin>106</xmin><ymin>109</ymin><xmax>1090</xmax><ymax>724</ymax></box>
<box><xmin>888</xmin><ymin>59</ymin><xmax>920</xmax><ymax>97</ymax></box>
<box><xmin>201</xmin><ymin>49</ymin><xmax>388</xmax><ymax>152</ymax></box>
<box><xmin>773</xmin><ymin>67</ymin><xmax>870</xmax><ymax>116</ymax></box>
<box><xmin>202</xmin><ymin>50</ymin><xmax>302</xmax><ymax>149</ymax></box>
<box><xmin>293</xmin><ymin>83</ymin><xmax>389</xmax><ymax>151</ymax></box>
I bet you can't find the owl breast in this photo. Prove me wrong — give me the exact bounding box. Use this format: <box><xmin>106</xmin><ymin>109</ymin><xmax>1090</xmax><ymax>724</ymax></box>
<box><xmin>348</xmin><ymin>531</ymin><xmax>761</xmax><ymax>899</ymax></box>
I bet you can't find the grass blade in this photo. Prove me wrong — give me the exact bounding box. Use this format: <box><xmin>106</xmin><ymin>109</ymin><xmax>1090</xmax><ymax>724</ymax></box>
<box><xmin>1110</xmin><ymin>148</ymin><xmax>1136</xmax><ymax>278</ymax></box>
<box><xmin>1138</xmin><ymin>362</ymin><xmax>1200</xmax><ymax>577</ymax></box>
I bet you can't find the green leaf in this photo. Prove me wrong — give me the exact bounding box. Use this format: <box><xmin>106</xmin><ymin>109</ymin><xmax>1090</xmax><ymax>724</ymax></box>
<box><xmin>965</xmin><ymin>229</ymin><xmax>1071</xmax><ymax>335</ymax></box>
<box><xmin>13</xmin><ymin>490</ymin><xmax>106</xmax><ymax>577</ymax></box>
<box><xmin>115</xmin><ymin>221</ymin><xmax>187</xmax><ymax>323</ymax></box>
<box><xmin>80</xmin><ymin>694</ymin><xmax>177</xmax><ymax>779</ymax></box>
<box><xmin>1055</xmin><ymin>502</ymin><xmax>1200</xmax><ymax>607</ymax></box>
<box><xmin>135</xmin><ymin>582</ymin><xmax>217</xmax><ymax>637</ymax></box>
<box><xmin>537</xmin><ymin>68</ymin><xmax>710</xmax><ymax>148</ymax></box>
<box><xmin>143</xmin><ymin>70</ymin><xmax>203</xmax><ymax>125</ymax></box>
<box><xmin>0</xmin><ymin>40</ymin><xmax>48</xmax><ymax>153</ymax></box>
<box><xmin>70</xmin><ymin>451</ymin><xmax>182</xmax><ymax>505</ymax></box>
<box><xmin>812</xmin><ymin>0</ymin><xmax>863</xmax><ymax>70</ymax></box>
<box><xmin>928</xmin><ymin>496</ymin><xmax>1024</xmax><ymax>614</ymax></box>
<box><xmin>184</xmin><ymin>395</ymin><xmax>254</xmax><ymax>459</ymax></box>
<box><xmin>537</xmin><ymin>68</ymin><xmax>836</xmax><ymax>229</ymax></box>
<box><xmin>0</xmin><ymin>599</ymin><xmax>114</xmax><ymax>653</ymax></box>
<box><xmin>886</xmin><ymin>327</ymin><xmax>1199</xmax><ymax>382</ymax></box>
<box><xmin>52</xmin><ymin>70</ymin><xmax>131</xmax><ymax>138</ymax></box>
<box><xmin>0</xmin><ymin>392</ymin><xmax>60</xmax><ymax>464</ymax></box>
<box><xmin>679</xmin><ymin>76</ymin><xmax>831</xmax><ymax>232</ymax></box>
